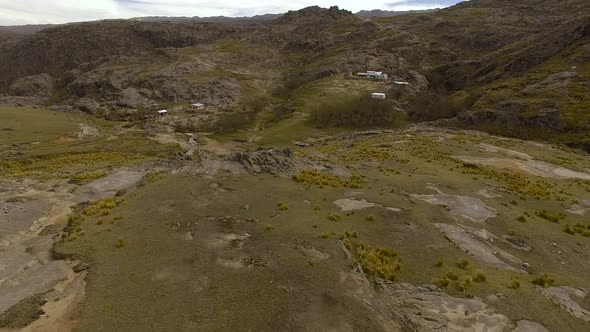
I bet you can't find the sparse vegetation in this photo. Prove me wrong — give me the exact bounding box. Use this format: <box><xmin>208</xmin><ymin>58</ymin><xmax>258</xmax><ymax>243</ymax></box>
<box><xmin>457</xmin><ymin>258</ymin><xmax>471</xmax><ymax>270</ymax></box>
<box><xmin>473</xmin><ymin>271</ymin><xmax>486</xmax><ymax>283</ymax></box>
<box><xmin>509</xmin><ymin>279</ymin><xmax>521</xmax><ymax>290</ymax></box>
<box><xmin>328</xmin><ymin>212</ymin><xmax>341</xmax><ymax>222</ymax></box>
<box><xmin>277</xmin><ymin>202</ymin><xmax>289</xmax><ymax>211</ymax></box>
<box><xmin>532</xmin><ymin>274</ymin><xmax>555</xmax><ymax>288</ymax></box>
<box><xmin>114</xmin><ymin>239</ymin><xmax>127</xmax><ymax>248</ymax></box>
<box><xmin>535</xmin><ymin>210</ymin><xmax>566</xmax><ymax>223</ymax></box>
<box><xmin>343</xmin><ymin>238</ymin><xmax>402</xmax><ymax>281</ymax></box>
<box><xmin>310</xmin><ymin>94</ymin><xmax>399</xmax><ymax>128</ymax></box>
<box><xmin>293</xmin><ymin>170</ymin><xmax>365</xmax><ymax>188</ymax></box>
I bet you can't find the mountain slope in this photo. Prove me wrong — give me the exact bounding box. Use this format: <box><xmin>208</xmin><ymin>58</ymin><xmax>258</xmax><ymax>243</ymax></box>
<box><xmin>0</xmin><ymin>1</ymin><xmax>589</xmax><ymax>148</ymax></box>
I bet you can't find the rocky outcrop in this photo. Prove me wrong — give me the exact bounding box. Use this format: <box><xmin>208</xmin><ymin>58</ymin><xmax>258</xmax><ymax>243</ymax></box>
<box><xmin>457</xmin><ymin>107</ymin><xmax>565</xmax><ymax>131</ymax></box>
<box><xmin>537</xmin><ymin>286</ymin><xmax>590</xmax><ymax>322</ymax></box>
<box><xmin>382</xmin><ymin>283</ymin><xmax>513</xmax><ymax>331</ymax></box>
<box><xmin>8</xmin><ymin>73</ymin><xmax>53</xmax><ymax>97</ymax></box>
<box><xmin>228</xmin><ymin>148</ymin><xmax>296</xmax><ymax>175</ymax></box>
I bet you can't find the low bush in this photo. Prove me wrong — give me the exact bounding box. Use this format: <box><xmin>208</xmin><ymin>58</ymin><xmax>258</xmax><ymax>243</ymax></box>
<box><xmin>457</xmin><ymin>258</ymin><xmax>471</xmax><ymax>270</ymax></box>
<box><xmin>473</xmin><ymin>271</ymin><xmax>486</xmax><ymax>282</ymax></box>
<box><xmin>532</xmin><ymin>273</ymin><xmax>555</xmax><ymax>287</ymax></box>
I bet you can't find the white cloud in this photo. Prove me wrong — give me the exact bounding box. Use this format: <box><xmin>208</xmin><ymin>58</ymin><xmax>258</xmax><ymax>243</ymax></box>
<box><xmin>0</xmin><ymin>0</ymin><xmax>456</xmax><ymax>25</ymax></box>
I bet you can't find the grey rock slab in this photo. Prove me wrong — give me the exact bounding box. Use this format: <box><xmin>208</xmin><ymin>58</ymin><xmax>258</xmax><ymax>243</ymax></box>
<box><xmin>456</xmin><ymin>156</ymin><xmax>590</xmax><ymax>180</ymax></box>
<box><xmin>537</xmin><ymin>286</ymin><xmax>590</xmax><ymax>322</ymax></box>
<box><xmin>413</xmin><ymin>193</ymin><xmax>497</xmax><ymax>223</ymax></box>
<box><xmin>512</xmin><ymin>320</ymin><xmax>549</xmax><ymax>332</ymax></box>
<box><xmin>383</xmin><ymin>283</ymin><xmax>513</xmax><ymax>331</ymax></box>
<box><xmin>74</xmin><ymin>171</ymin><xmax>145</xmax><ymax>203</ymax></box>
<box><xmin>435</xmin><ymin>223</ymin><xmax>525</xmax><ymax>272</ymax></box>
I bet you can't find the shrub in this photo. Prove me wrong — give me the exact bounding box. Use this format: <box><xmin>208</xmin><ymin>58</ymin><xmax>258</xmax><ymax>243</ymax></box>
<box><xmin>435</xmin><ymin>259</ymin><xmax>444</xmax><ymax>268</ymax></box>
<box><xmin>532</xmin><ymin>274</ymin><xmax>555</xmax><ymax>287</ymax></box>
<box><xmin>328</xmin><ymin>212</ymin><xmax>341</xmax><ymax>222</ymax></box>
<box><xmin>343</xmin><ymin>238</ymin><xmax>402</xmax><ymax>281</ymax></box>
<box><xmin>509</xmin><ymin>279</ymin><xmax>521</xmax><ymax>289</ymax></box>
<box><xmin>366</xmin><ymin>214</ymin><xmax>376</xmax><ymax>222</ymax></box>
<box><xmin>310</xmin><ymin>94</ymin><xmax>399</xmax><ymax>128</ymax></box>
<box><xmin>115</xmin><ymin>239</ymin><xmax>127</xmax><ymax>248</ymax></box>
<box><xmin>96</xmin><ymin>219</ymin><xmax>104</xmax><ymax>225</ymax></box>
<box><xmin>563</xmin><ymin>224</ymin><xmax>576</xmax><ymax>235</ymax></box>
<box><xmin>433</xmin><ymin>278</ymin><xmax>450</xmax><ymax>288</ymax></box>
<box><xmin>457</xmin><ymin>258</ymin><xmax>471</xmax><ymax>270</ymax></box>
<box><xmin>277</xmin><ymin>202</ymin><xmax>289</xmax><ymax>211</ymax></box>
<box><xmin>535</xmin><ymin>210</ymin><xmax>565</xmax><ymax>223</ymax></box>
<box><xmin>516</xmin><ymin>216</ymin><xmax>527</xmax><ymax>223</ymax></box>
<box><xmin>462</xmin><ymin>276</ymin><xmax>473</xmax><ymax>287</ymax></box>
<box><xmin>445</xmin><ymin>271</ymin><xmax>459</xmax><ymax>280</ymax></box>
<box><xmin>473</xmin><ymin>271</ymin><xmax>486</xmax><ymax>282</ymax></box>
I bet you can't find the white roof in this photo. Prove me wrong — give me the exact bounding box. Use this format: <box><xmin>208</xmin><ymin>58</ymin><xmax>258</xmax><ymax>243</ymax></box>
<box><xmin>393</xmin><ymin>81</ymin><xmax>410</xmax><ymax>85</ymax></box>
<box><xmin>371</xmin><ymin>92</ymin><xmax>386</xmax><ymax>96</ymax></box>
<box><xmin>191</xmin><ymin>103</ymin><xmax>204</xmax><ymax>106</ymax></box>
<box><xmin>157</xmin><ymin>110</ymin><xmax>168</xmax><ymax>113</ymax></box>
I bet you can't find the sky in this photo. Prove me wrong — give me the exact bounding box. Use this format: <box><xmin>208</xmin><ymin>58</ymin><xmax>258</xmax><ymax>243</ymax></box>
<box><xmin>0</xmin><ymin>0</ymin><xmax>463</xmax><ymax>26</ymax></box>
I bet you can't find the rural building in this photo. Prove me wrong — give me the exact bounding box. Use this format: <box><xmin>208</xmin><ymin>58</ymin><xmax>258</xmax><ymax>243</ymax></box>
<box><xmin>371</xmin><ymin>93</ymin><xmax>386</xmax><ymax>99</ymax></box>
<box><xmin>356</xmin><ymin>71</ymin><xmax>388</xmax><ymax>80</ymax></box>
<box><xmin>157</xmin><ymin>110</ymin><xmax>168</xmax><ymax>116</ymax></box>
<box><xmin>190</xmin><ymin>103</ymin><xmax>205</xmax><ymax>110</ymax></box>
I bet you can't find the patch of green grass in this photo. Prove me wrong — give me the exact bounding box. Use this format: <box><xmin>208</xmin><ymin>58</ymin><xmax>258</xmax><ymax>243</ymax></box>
<box><xmin>535</xmin><ymin>210</ymin><xmax>565</xmax><ymax>223</ymax></box>
<box><xmin>70</xmin><ymin>171</ymin><xmax>108</xmax><ymax>185</ymax></box>
<box><xmin>293</xmin><ymin>170</ymin><xmax>365</xmax><ymax>189</ymax></box>
<box><xmin>82</xmin><ymin>198</ymin><xmax>122</xmax><ymax>216</ymax></box>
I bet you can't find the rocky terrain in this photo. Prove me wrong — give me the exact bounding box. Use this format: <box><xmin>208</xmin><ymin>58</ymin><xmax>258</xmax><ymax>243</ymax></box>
<box><xmin>0</xmin><ymin>0</ymin><xmax>588</xmax><ymax>148</ymax></box>
<box><xmin>1</xmin><ymin>0</ymin><xmax>590</xmax><ymax>331</ymax></box>
<box><xmin>1</xmin><ymin>105</ymin><xmax>590</xmax><ymax>331</ymax></box>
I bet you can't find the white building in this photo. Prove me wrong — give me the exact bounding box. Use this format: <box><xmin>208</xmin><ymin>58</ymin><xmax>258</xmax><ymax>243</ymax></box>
<box><xmin>190</xmin><ymin>103</ymin><xmax>205</xmax><ymax>110</ymax></box>
<box><xmin>357</xmin><ymin>71</ymin><xmax>388</xmax><ymax>80</ymax></box>
<box><xmin>370</xmin><ymin>93</ymin><xmax>386</xmax><ymax>99</ymax></box>
<box><xmin>157</xmin><ymin>110</ymin><xmax>168</xmax><ymax>116</ymax></box>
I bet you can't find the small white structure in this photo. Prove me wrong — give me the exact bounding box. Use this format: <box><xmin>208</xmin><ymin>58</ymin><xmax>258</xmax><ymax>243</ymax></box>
<box><xmin>356</xmin><ymin>71</ymin><xmax>388</xmax><ymax>80</ymax></box>
<box><xmin>157</xmin><ymin>110</ymin><xmax>168</xmax><ymax>116</ymax></box>
<box><xmin>190</xmin><ymin>103</ymin><xmax>205</xmax><ymax>110</ymax></box>
<box><xmin>371</xmin><ymin>93</ymin><xmax>386</xmax><ymax>99</ymax></box>
<box><xmin>393</xmin><ymin>81</ymin><xmax>410</xmax><ymax>85</ymax></box>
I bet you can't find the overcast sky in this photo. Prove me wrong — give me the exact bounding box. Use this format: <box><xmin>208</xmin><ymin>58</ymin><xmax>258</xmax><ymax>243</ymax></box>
<box><xmin>0</xmin><ymin>0</ymin><xmax>462</xmax><ymax>26</ymax></box>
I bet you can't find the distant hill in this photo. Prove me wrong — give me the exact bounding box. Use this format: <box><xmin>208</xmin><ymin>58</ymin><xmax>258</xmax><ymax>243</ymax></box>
<box><xmin>0</xmin><ymin>24</ymin><xmax>55</xmax><ymax>35</ymax></box>
<box><xmin>355</xmin><ymin>9</ymin><xmax>436</xmax><ymax>17</ymax></box>
<box><xmin>130</xmin><ymin>14</ymin><xmax>281</xmax><ymax>23</ymax></box>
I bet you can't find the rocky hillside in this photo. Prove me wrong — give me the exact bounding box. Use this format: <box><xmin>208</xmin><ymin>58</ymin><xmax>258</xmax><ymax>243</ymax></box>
<box><xmin>0</xmin><ymin>1</ymin><xmax>588</xmax><ymax>148</ymax></box>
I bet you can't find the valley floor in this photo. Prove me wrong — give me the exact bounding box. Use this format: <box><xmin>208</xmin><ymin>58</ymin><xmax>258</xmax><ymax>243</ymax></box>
<box><xmin>1</xmin><ymin>107</ymin><xmax>590</xmax><ymax>331</ymax></box>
